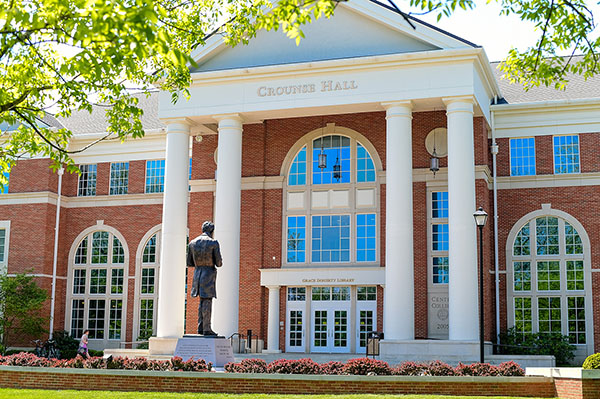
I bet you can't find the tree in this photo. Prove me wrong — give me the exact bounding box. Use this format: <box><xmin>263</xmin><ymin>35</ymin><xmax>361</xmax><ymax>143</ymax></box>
<box><xmin>0</xmin><ymin>272</ymin><xmax>48</xmax><ymax>351</ymax></box>
<box><xmin>0</xmin><ymin>0</ymin><xmax>341</xmax><ymax>180</ymax></box>
<box><xmin>1</xmin><ymin>0</ymin><xmax>598</xmax><ymax>181</ymax></box>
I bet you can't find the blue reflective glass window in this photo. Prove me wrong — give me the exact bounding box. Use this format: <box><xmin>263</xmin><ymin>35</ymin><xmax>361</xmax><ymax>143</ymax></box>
<box><xmin>289</xmin><ymin>147</ymin><xmax>307</xmax><ymax>186</ymax></box>
<box><xmin>433</xmin><ymin>257</ymin><xmax>449</xmax><ymax>284</ymax></box>
<box><xmin>510</xmin><ymin>138</ymin><xmax>536</xmax><ymax>176</ymax></box>
<box><xmin>432</xmin><ymin>224</ymin><xmax>449</xmax><ymax>251</ymax></box>
<box><xmin>554</xmin><ymin>135</ymin><xmax>580</xmax><ymax>174</ymax></box>
<box><xmin>312</xmin><ymin>215</ymin><xmax>350</xmax><ymax>263</ymax></box>
<box><xmin>357</xmin><ymin>214</ymin><xmax>376</xmax><ymax>262</ymax></box>
<box><xmin>312</xmin><ymin>135</ymin><xmax>351</xmax><ymax>184</ymax></box>
<box><xmin>189</xmin><ymin>158</ymin><xmax>192</xmax><ymax>180</ymax></box>
<box><xmin>287</xmin><ymin>216</ymin><xmax>306</xmax><ymax>263</ymax></box>
<box><xmin>356</xmin><ymin>144</ymin><xmax>376</xmax><ymax>182</ymax></box>
<box><xmin>78</xmin><ymin>164</ymin><xmax>97</xmax><ymax>197</ymax></box>
<box><xmin>432</xmin><ymin>192</ymin><xmax>448</xmax><ymax>218</ymax></box>
<box><xmin>145</xmin><ymin>160</ymin><xmax>166</xmax><ymax>193</ymax></box>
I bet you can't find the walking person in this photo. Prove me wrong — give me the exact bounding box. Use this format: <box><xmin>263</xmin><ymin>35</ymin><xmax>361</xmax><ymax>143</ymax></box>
<box><xmin>78</xmin><ymin>329</ymin><xmax>90</xmax><ymax>359</ymax></box>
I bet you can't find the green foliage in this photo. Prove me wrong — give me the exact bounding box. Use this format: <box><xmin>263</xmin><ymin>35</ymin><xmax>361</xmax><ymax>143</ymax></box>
<box><xmin>0</xmin><ymin>0</ymin><xmax>340</xmax><ymax>181</ymax></box>
<box><xmin>52</xmin><ymin>330</ymin><xmax>78</xmax><ymax>351</ymax></box>
<box><xmin>583</xmin><ymin>353</ymin><xmax>600</xmax><ymax>369</ymax></box>
<box><xmin>499</xmin><ymin>326</ymin><xmax>575</xmax><ymax>365</ymax></box>
<box><xmin>0</xmin><ymin>272</ymin><xmax>48</xmax><ymax>349</ymax></box>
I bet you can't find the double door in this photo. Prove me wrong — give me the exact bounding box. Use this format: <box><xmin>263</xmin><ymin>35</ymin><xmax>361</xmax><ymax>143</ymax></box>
<box><xmin>311</xmin><ymin>301</ymin><xmax>351</xmax><ymax>353</ymax></box>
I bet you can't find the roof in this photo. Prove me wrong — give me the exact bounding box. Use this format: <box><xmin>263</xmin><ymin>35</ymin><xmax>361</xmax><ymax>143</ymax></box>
<box><xmin>57</xmin><ymin>92</ymin><xmax>164</xmax><ymax>135</ymax></box>
<box><xmin>492</xmin><ymin>59</ymin><xmax>600</xmax><ymax>104</ymax></box>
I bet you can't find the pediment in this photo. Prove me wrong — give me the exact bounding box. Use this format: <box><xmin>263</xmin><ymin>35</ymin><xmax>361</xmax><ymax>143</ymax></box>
<box><xmin>191</xmin><ymin>0</ymin><xmax>476</xmax><ymax>73</ymax></box>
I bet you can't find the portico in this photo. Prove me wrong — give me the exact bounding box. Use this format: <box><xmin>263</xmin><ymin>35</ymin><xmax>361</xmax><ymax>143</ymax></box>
<box><xmin>151</xmin><ymin>0</ymin><xmax>501</xmax><ymax>359</ymax></box>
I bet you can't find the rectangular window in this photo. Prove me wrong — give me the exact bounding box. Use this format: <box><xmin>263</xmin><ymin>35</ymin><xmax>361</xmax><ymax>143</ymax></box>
<box><xmin>77</xmin><ymin>164</ymin><xmax>97</xmax><ymax>197</ymax></box>
<box><xmin>536</xmin><ymin>217</ymin><xmax>559</xmax><ymax>255</ymax></box>
<box><xmin>513</xmin><ymin>261</ymin><xmax>531</xmax><ymax>291</ymax></box>
<box><xmin>432</xmin><ymin>257</ymin><xmax>449</xmax><ymax>284</ymax></box>
<box><xmin>356</xmin><ymin>214</ymin><xmax>376</xmax><ymax>262</ymax></box>
<box><xmin>566</xmin><ymin>260</ymin><xmax>585</xmax><ymax>291</ymax></box>
<box><xmin>139</xmin><ymin>299</ymin><xmax>154</xmax><ymax>338</ymax></box>
<box><xmin>289</xmin><ymin>310</ymin><xmax>303</xmax><ymax>347</ymax></box>
<box><xmin>332</xmin><ymin>286</ymin><xmax>350</xmax><ymax>301</ymax></box>
<box><xmin>287</xmin><ymin>287</ymin><xmax>306</xmax><ymax>301</ymax></box>
<box><xmin>537</xmin><ymin>261</ymin><xmax>561</xmax><ymax>291</ymax></box>
<box><xmin>287</xmin><ymin>216</ymin><xmax>306</xmax><ymax>263</ymax></box>
<box><xmin>88</xmin><ymin>299</ymin><xmax>105</xmax><ymax>339</ymax></box>
<box><xmin>538</xmin><ymin>296</ymin><xmax>561</xmax><ymax>334</ymax></box>
<box><xmin>567</xmin><ymin>296</ymin><xmax>586</xmax><ymax>344</ymax></box>
<box><xmin>431</xmin><ymin>192</ymin><xmax>448</xmax><ymax>218</ymax></box>
<box><xmin>141</xmin><ymin>268</ymin><xmax>155</xmax><ymax>294</ymax></box>
<box><xmin>312</xmin><ymin>136</ymin><xmax>351</xmax><ymax>184</ymax></box>
<box><xmin>432</xmin><ymin>224</ymin><xmax>449</xmax><ymax>251</ymax></box>
<box><xmin>90</xmin><ymin>269</ymin><xmax>107</xmax><ymax>294</ymax></box>
<box><xmin>554</xmin><ymin>135</ymin><xmax>580</xmax><ymax>174</ymax></box>
<box><xmin>91</xmin><ymin>231</ymin><xmax>109</xmax><ymax>264</ymax></box>
<box><xmin>357</xmin><ymin>286</ymin><xmax>376</xmax><ymax>301</ymax></box>
<box><xmin>510</xmin><ymin>138</ymin><xmax>536</xmax><ymax>176</ymax></box>
<box><xmin>109</xmin><ymin>299</ymin><xmax>122</xmax><ymax>340</ymax></box>
<box><xmin>0</xmin><ymin>228</ymin><xmax>6</xmax><ymax>263</ymax></box>
<box><xmin>70</xmin><ymin>299</ymin><xmax>85</xmax><ymax>338</ymax></box>
<box><xmin>514</xmin><ymin>297</ymin><xmax>533</xmax><ymax>335</ymax></box>
<box><xmin>111</xmin><ymin>269</ymin><xmax>124</xmax><ymax>294</ymax></box>
<box><xmin>109</xmin><ymin>162</ymin><xmax>129</xmax><ymax>195</ymax></box>
<box><xmin>73</xmin><ymin>269</ymin><xmax>86</xmax><ymax>295</ymax></box>
<box><xmin>145</xmin><ymin>160</ymin><xmax>165</xmax><ymax>193</ymax></box>
<box><xmin>312</xmin><ymin>286</ymin><xmax>331</xmax><ymax>301</ymax></box>
<box><xmin>311</xmin><ymin>215</ymin><xmax>350</xmax><ymax>263</ymax></box>
<box><xmin>359</xmin><ymin>310</ymin><xmax>374</xmax><ymax>347</ymax></box>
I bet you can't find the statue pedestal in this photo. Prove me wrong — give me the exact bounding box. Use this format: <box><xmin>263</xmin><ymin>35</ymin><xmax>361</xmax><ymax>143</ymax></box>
<box><xmin>174</xmin><ymin>334</ymin><xmax>235</xmax><ymax>369</ymax></box>
<box><xmin>148</xmin><ymin>337</ymin><xmax>179</xmax><ymax>356</ymax></box>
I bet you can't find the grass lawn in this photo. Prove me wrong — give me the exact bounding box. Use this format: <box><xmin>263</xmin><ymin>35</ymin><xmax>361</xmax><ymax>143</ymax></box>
<box><xmin>0</xmin><ymin>390</ymin><xmax>554</xmax><ymax>399</ymax></box>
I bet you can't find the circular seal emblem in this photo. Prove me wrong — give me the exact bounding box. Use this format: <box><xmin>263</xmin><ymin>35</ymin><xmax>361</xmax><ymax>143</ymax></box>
<box><xmin>437</xmin><ymin>309</ymin><xmax>449</xmax><ymax>321</ymax></box>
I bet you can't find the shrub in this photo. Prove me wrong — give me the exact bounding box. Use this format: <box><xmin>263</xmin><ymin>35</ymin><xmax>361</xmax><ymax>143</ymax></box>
<box><xmin>583</xmin><ymin>353</ymin><xmax>600</xmax><ymax>369</ymax></box>
<box><xmin>455</xmin><ymin>362</ymin><xmax>498</xmax><ymax>376</ymax></box>
<box><xmin>496</xmin><ymin>361</ymin><xmax>525</xmax><ymax>376</ymax></box>
<box><xmin>170</xmin><ymin>356</ymin><xmax>211</xmax><ymax>372</ymax></box>
<box><xmin>343</xmin><ymin>358</ymin><xmax>392</xmax><ymax>375</ymax></box>
<box><xmin>423</xmin><ymin>360</ymin><xmax>456</xmax><ymax>376</ymax></box>
<box><xmin>394</xmin><ymin>361</ymin><xmax>426</xmax><ymax>376</ymax></box>
<box><xmin>499</xmin><ymin>327</ymin><xmax>575</xmax><ymax>365</ymax></box>
<box><xmin>0</xmin><ymin>352</ymin><xmax>53</xmax><ymax>367</ymax></box>
<box><xmin>267</xmin><ymin>358</ymin><xmax>321</xmax><ymax>374</ymax></box>
<box><xmin>320</xmin><ymin>361</ymin><xmax>345</xmax><ymax>375</ymax></box>
<box><xmin>224</xmin><ymin>358</ymin><xmax>267</xmax><ymax>373</ymax></box>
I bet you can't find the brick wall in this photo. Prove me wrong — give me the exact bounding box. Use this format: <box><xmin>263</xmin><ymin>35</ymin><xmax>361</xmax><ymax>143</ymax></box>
<box><xmin>0</xmin><ymin>367</ymin><xmax>558</xmax><ymax>397</ymax></box>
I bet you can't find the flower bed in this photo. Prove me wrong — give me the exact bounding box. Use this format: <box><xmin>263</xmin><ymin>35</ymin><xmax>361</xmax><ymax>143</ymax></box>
<box><xmin>0</xmin><ymin>352</ymin><xmax>524</xmax><ymax>376</ymax></box>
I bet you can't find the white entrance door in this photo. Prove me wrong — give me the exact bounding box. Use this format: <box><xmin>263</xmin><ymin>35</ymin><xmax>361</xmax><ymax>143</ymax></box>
<box><xmin>286</xmin><ymin>306</ymin><xmax>306</xmax><ymax>352</ymax></box>
<box><xmin>311</xmin><ymin>287</ymin><xmax>351</xmax><ymax>353</ymax></box>
<box><xmin>355</xmin><ymin>286</ymin><xmax>378</xmax><ymax>353</ymax></box>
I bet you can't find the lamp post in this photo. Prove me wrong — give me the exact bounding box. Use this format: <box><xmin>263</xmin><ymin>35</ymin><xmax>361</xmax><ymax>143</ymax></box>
<box><xmin>473</xmin><ymin>206</ymin><xmax>488</xmax><ymax>363</ymax></box>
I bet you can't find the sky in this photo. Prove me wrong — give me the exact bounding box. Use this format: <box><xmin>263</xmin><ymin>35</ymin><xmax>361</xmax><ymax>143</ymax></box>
<box><xmin>408</xmin><ymin>0</ymin><xmax>600</xmax><ymax>62</ymax></box>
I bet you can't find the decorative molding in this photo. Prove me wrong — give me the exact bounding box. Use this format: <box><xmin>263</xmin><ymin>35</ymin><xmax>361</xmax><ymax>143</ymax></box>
<box><xmin>497</xmin><ymin>172</ymin><xmax>600</xmax><ymax>190</ymax></box>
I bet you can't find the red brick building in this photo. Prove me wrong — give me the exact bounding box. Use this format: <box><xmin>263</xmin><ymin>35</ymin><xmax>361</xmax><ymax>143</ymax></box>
<box><xmin>1</xmin><ymin>0</ymin><xmax>598</xmax><ymax>363</ymax></box>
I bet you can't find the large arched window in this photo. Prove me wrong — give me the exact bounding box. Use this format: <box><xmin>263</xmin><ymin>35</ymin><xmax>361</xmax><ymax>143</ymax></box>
<box><xmin>134</xmin><ymin>227</ymin><xmax>161</xmax><ymax>342</ymax></box>
<box><xmin>507</xmin><ymin>206</ymin><xmax>594</xmax><ymax>357</ymax></box>
<box><xmin>67</xmin><ymin>225</ymin><xmax>128</xmax><ymax>348</ymax></box>
<box><xmin>283</xmin><ymin>126</ymin><xmax>380</xmax><ymax>266</ymax></box>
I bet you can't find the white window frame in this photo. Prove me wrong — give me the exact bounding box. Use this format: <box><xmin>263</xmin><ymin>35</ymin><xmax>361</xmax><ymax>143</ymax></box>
<box><xmin>65</xmin><ymin>223</ymin><xmax>129</xmax><ymax>349</ymax></box>
<box><xmin>281</xmin><ymin>126</ymin><xmax>381</xmax><ymax>267</ymax></box>
<box><xmin>0</xmin><ymin>221</ymin><xmax>10</xmax><ymax>273</ymax></box>
<box><xmin>506</xmin><ymin>205</ymin><xmax>594</xmax><ymax>358</ymax></box>
<box><xmin>553</xmin><ymin>134</ymin><xmax>580</xmax><ymax>175</ymax></box>
<box><xmin>144</xmin><ymin>159</ymin><xmax>165</xmax><ymax>194</ymax></box>
<box><xmin>77</xmin><ymin>164</ymin><xmax>97</xmax><ymax>197</ymax></box>
<box><xmin>109</xmin><ymin>162</ymin><xmax>129</xmax><ymax>195</ymax></box>
<box><xmin>509</xmin><ymin>137</ymin><xmax>536</xmax><ymax>176</ymax></box>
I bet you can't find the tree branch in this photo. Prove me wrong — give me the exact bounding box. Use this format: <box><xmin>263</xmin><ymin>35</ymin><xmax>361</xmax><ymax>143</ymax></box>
<box><xmin>535</xmin><ymin>0</ymin><xmax>555</xmax><ymax>71</ymax></box>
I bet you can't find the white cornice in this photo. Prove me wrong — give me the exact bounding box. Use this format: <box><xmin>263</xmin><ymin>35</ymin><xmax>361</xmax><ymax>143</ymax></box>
<box><xmin>491</xmin><ymin>97</ymin><xmax>600</xmax><ymax>113</ymax></box>
<box><xmin>497</xmin><ymin>172</ymin><xmax>600</xmax><ymax>190</ymax></box>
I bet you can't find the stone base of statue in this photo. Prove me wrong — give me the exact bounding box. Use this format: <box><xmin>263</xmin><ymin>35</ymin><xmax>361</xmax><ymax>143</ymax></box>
<box><xmin>174</xmin><ymin>334</ymin><xmax>235</xmax><ymax>369</ymax></box>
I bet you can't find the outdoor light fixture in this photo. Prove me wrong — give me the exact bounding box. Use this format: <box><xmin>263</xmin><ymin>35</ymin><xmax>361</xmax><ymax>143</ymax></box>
<box><xmin>429</xmin><ymin>128</ymin><xmax>440</xmax><ymax>176</ymax></box>
<box><xmin>473</xmin><ymin>206</ymin><xmax>488</xmax><ymax>364</ymax></box>
<box><xmin>318</xmin><ymin>148</ymin><xmax>327</xmax><ymax>170</ymax></box>
<box><xmin>333</xmin><ymin>157</ymin><xmax>342</xmax><ymax>181</ymax></box>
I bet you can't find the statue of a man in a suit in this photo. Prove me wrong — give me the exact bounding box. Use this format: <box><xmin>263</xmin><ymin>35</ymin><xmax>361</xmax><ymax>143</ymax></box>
<box><xmin>187</xmin><ymin>221</ymin><xmax>222</xmax><ymax>336</ymax></box>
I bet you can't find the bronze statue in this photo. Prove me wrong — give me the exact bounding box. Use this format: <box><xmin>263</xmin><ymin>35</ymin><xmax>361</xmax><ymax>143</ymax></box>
<box><xmin>187</xmin><ymin>221</ymin><xmax>222</xmax><ymax>336</ymax></box>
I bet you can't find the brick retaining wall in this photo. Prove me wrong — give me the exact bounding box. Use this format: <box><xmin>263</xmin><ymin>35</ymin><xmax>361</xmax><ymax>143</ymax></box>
<box><xmin>0</xmin><ymin>366</ymin><xmax>557</xmax><ymax>397</ymax></box>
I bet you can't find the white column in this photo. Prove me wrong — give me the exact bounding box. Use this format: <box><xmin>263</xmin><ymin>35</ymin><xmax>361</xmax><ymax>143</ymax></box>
<box><xmin>444</xmin><ymin>97</ymin><xmax>478</xmax><ymax>341</ymax></box>
<box><xmin>156</xmin><ymin>121</ymin><xmax>191</xmax><ymax>339</ymax></box>
<box><xmin>212</xmin><ymin>114</ymin><xmax>243</xmax><ymax>338</ymax></box>
<box><xmin>265</xmin><ymin>286</ymin><xmax>281</xmax><ymax>353</ymax></box>
<box><xmin>382</xmin><ymin>101</ymin><xmax>414</xmax><ymax>340</ymax></box>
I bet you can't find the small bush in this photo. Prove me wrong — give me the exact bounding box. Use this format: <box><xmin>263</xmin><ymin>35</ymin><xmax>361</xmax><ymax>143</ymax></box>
<box><xmin>496</xmin><ymin>361</ymin><xmax>525</xmax><ymax>376</ymax></box>
<box><xmin>170</xmin><ymin>356</ymin><xmax>211</xmax><ymax>372</ymax></box>
<box><xmin>0</xmin><ymin>352</ymin><xmax>53</xmax><ymax>367</ymax></box>
<box><xmin>320</xmin><ymin>361</ymin><xmax>345</xmax><ymax>375</ymax></box>
<box><xmin>583</xmin><ymin>353</ymin><xmax>600</xmax><ymax>369</ymax></box>
<box><xmin>225</xmin><ymin>358</ymin><xmax>267</xmax><ymax>373</ymax></box>
<box><xmin>343</xmin><ymin>358</ymin><xmax>392</xmax><ymax>375</ymax></box>
<box><xmin>499</xmin><ymin>327</ymin><xmax>575</xmax><ymax>365</ymax></box>
<box><xmin>423</xmin><ymin>360</ymin><xmax>456</xmax><ymax>376</ymax></box>
<box><xmin>267</xmin><ymin>358</ymin><xmax>321</xmax><ymax>374</ymax></box>
<box><xmin>394</xmin><ymin>361</ymin><xmax>426</xmax><ymax>376</ymax></box>
<box><xmin>455</xmin><ymin>362</ymin><xmax>498</xmax><ymax>376</ymax></box>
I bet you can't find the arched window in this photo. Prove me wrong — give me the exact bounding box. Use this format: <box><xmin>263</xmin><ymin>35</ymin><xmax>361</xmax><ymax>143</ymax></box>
<box><xmin>134</xmin><ymin>228</ymin><xmax>161</xmax><ymax>342</ymax></box>
<box><xmin>283</xmin><ymin>127</ymin><xmax>380</xmax><ymax>266</ymax></box>
<box><xmin>507</xmin><ymin>208</ymin><xmax>593</xmax><ymax>357</ymax></box>
<box><xmin>67</xmin><ymin>227</ymin><xmax>128</xmax><ymax>347</ymax></box>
